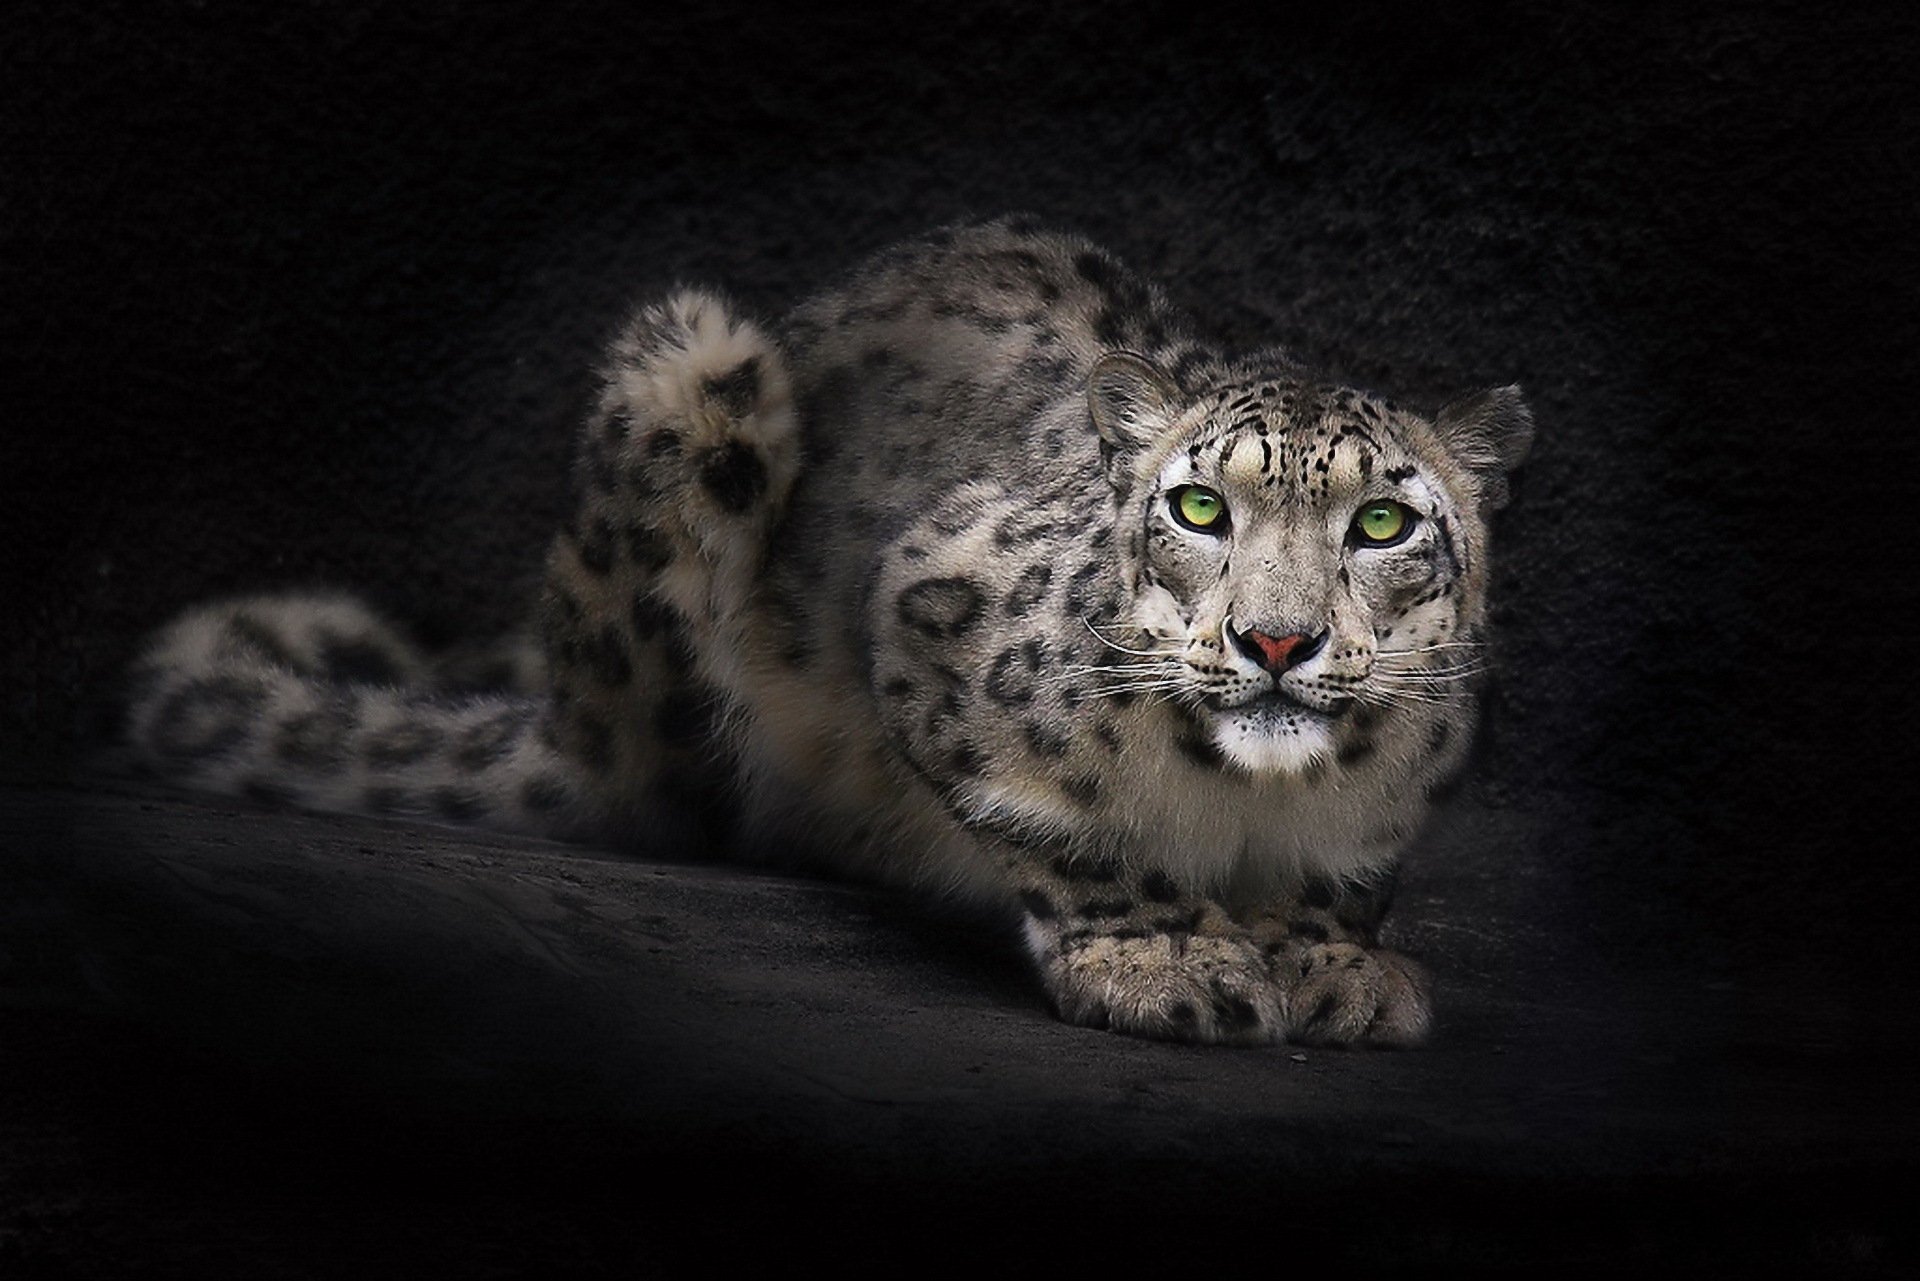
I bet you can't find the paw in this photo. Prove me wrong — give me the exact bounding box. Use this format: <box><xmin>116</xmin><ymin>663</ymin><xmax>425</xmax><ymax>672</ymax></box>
<box><xmin>1042</xmin><ymin>932</ymin><xmax>1285</xmax><ymax>1046</ymax></box>
<box><xmin>1280</xmin><ymin>943</ymin><xmax>1431</xmax><ymax>1047</ymax></box>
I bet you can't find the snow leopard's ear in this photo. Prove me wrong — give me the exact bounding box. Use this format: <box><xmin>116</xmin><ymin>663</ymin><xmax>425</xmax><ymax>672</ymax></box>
<box><xmin>1433</xmin><ymin>385</ymin><xmax>1534</xmax><ymax>512</ymax></box>
<box><xmin>1088</xmin><ymin>352</ymin><xmax>1177</xmax><ymax>483</ymax></box>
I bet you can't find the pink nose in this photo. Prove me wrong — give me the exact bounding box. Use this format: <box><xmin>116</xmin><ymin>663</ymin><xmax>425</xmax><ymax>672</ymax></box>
<box><xmin>1232</xmin><ymin>626</ymin><xmax>1326</xmax><ymax>673</ymax></box>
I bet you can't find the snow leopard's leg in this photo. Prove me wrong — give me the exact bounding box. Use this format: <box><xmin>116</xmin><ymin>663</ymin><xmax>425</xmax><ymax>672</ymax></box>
<box><xmin>1235</xmin><ymin>872</ymin><xmax>1431</xmax><ymax>1047</ymax></box>
<box><xmin>537</xmin><ymin>288</ymin><xmax>800</xmax><ymax>831</ymax></box>
<box><xmin>125</xmin><ymin>593</ymin><xmax>596</xmax><ymax>836</ymax></box>
<box><xmin>1004</xmin><ymin>845</ymin><xmax>1289</xmax><ymax>1046</ymax></box>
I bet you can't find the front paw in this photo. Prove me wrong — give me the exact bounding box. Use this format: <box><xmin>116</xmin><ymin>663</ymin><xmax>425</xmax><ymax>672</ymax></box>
<box><xmin>1280</xmin><ymin>943</ymin><xmax>1431</xmax><ymax>1047</ymax></box>
<box><xmin>1042</xmin><ymin>932</ymin><xmax>1285</xmax><ymax>1046</ymax></box>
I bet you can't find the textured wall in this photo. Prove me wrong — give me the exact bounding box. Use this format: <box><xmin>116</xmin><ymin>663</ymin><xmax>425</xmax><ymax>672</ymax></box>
<box><xmin>7</xmin><ymin>1</ymin><xmax>1916</xmax><ymax>972</ymax></box>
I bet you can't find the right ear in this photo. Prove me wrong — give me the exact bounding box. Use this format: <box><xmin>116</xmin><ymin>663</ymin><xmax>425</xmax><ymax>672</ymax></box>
<box><xmin>1088</xmin><ymin>352</ymin><xmax>1177</xmax><ymax>480</ymax></box>
<box><xmin>1433</xmin><ymin>384</ymin><xmax>1534</xmax><ymax>512</ymax></box>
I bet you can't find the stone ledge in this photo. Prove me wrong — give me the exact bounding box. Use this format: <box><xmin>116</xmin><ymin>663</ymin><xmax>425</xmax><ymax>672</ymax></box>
<box><xmin>3</xmin><ymin>782</ymin><xmax>1911</xmax><ymax>1271</ymax></box>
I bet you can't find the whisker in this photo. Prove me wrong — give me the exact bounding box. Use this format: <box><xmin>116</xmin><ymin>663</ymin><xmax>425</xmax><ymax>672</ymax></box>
<box><xmin>1047</xmin><ymin>665</ymin><xmax>1183</xmax><ymax>686</ymax></box>
<box><xmin>1080</xmin><ymin>616</ymin><xmax>1181</xmax><ymax>658</ymax></box>
<box><xmin>1374</xmin><ymin>656</ymin><xmax>1489</xmax><ymax>668</ymax></box>
<box><xmin>1355</xmin><ymin>689</ymin><xmax>1453</xmax><ymax>709</ymax></box>
<box><xmin>1372</xmin><ymin>666</ymin><xmax>1485</xmax><ymax>684</ymax></box>
<box><xmin>1083</xmin><ymin>679</ymin><xmax>1193</xmax><ymax>696</ymax></box>
<box><xmin>1372</xmin><ymin>657</ymin><xmax>1487</xmax><ymax>676</ymax></box>
<box><xmin>1380</xmin><ymin>640</ymin><xmax>1483</xmax><ymax>654</ymax></box>
<box><xmin>1081</xmin><ymin>687</ymin><xmax>1188</xmax><ymax>704</ymax></box>
<box><xmin>1359</xmin><ymin>677</ymin><xmax>1465</xmax><ymax>699</ymax></box>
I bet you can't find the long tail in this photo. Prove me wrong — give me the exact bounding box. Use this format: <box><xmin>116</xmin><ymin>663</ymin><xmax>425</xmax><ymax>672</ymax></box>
<box><xmin>533</xmin><ymin>286</ymin><xmax>800</xmax><ymax>825</ymax></box>
<box><xmin>125</xmin><ymin>286</ymin><xmax>803</xmax><ymax>845</ymax></box>
<box><xmin>124</xmin><ymin>593</ymin><xmax>594</xmax><ymax>837</ymax></box>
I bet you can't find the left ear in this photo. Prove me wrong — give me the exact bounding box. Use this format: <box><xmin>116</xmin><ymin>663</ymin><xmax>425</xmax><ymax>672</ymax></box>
<box><xmin>1087</xmin><ymin>351</ymin><xmax>1177</xmax><ymax>485</ymax></box>
<box><xmin>1433</xmin><ymin>385</ymin><xmax>1534</xmax><ymax>511</ymax></box>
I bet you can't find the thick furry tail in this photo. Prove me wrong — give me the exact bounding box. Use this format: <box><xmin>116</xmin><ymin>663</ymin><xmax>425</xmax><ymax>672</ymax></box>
<box><xmin>558</xmin><ymin>287</ymin><xmax>800</xmax><ymax>646</ymax></box>
<box><xmin>125</xmin><ymin>593</ymin><xmax>593</xmax><ymax>836</ymax></box>
<box><xmin>126</xmin><ymin>289</ymin><xmax>800</xmax><ymax>844</ymax></box>
<box><xmin>536</xmin><ymin>288</ymin><xmax>800</xmax><ymax>818</ymax></box>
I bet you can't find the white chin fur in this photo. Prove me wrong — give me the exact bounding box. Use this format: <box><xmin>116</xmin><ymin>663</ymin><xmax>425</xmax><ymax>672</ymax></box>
<box><xmin>1209</xmin><ymin>706</ymin><xmax>1334</xmax><ymax>776</ymax></box>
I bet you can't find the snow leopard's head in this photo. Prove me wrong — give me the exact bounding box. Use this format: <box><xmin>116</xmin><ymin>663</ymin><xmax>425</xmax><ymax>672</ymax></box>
<box><xmin>1088</xmin><ymin>351</ymin><xmax>1531</xmax><ymax>775</ymax></box>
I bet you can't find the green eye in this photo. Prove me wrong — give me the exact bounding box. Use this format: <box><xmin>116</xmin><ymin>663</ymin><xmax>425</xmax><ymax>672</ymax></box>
<box><xmin>1170</xmin><ymin>485</ymin><xmax>1228</xmax><ymax>533</ymax></box>
<box><xmin>1353</xmin><ymin>500</ymin><xmax>1415</xmax><ymax>546</ymax></box>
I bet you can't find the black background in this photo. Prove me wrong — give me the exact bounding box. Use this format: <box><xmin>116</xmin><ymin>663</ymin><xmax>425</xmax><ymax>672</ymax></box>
<box><xmin>6</xmin><ymin>0</ymin><xmax>1918</xmax><ymax>1272</ymax></box>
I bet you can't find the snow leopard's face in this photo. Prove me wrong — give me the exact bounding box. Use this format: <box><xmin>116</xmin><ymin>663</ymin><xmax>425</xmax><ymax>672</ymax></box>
<box><xmin>1089</xmin><ymin>354</ymin><xmax>1531</xmax><ymax>775</ymax></box>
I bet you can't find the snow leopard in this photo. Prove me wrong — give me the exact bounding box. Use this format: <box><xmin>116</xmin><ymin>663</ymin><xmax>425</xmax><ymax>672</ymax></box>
<box><xmin>126</xmin><ymin>216</ymin><xmax>1532</xmax><ymax>1047</ymax></box>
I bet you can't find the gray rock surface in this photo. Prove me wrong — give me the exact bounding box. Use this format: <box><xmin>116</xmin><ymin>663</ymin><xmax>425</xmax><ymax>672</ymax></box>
<box><xmin>5</xmin><ymin>782</ymin><xmax>1913</xmax><ymax>1271</ymax></box>
<box><xmin>4</xmin><ymin>0</ymin><xmax>1917</xmax><ymax>1271</ymax></box>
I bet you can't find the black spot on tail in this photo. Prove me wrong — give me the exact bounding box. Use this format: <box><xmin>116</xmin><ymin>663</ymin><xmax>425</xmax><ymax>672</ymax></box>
<box><xmin>580</xmin><ymin>626</ymin><xmax>634</xmax><ymax>688</ymax></box>
<box><xmin>274</xmin><ymin>700</ymin><xmax>357</xmax><ymax>772</ymax></box>
<box><xmin>631</xmin><ymin>593</ymin><xmax>677</xmax><ymax>641</ymax></box>
<box><xmin>225</xmin><ymin>614</ymin><xmax>295</xmax><ymax>667</ymax></box>
<box><xmin>625</xmin><ymin>524</ymin><xmax>673</xmax><ymax>573</ymax></box>
<box><xmin>600</xmin><ymin>408</ymin><xmax>634</xmax><ymax>445</ymax></box>
<box><xmin>575</xmin><ymin>519</ymin><xmax>616</xmax><ymax>576</ymax></box>
<box><xmin>701</xmin><ymin>358</ymin><xmax>762</xmax><ymax>416</ymax></box>
<box><xmin>453</xmin><ymin>709</ymin><xmax>527</xmax><ymax>771</ymax></box>
<box><xmin>365</xmin><ymin>720</ymin><xmax>441</xmax><ymax>766</ymax></box>
<box><xmin>150</xmin><ymin>675</ymin><xmax>267</xmax><ymax>763</ymax></box>
<box><xmin>698</xmin><ymin>441</ymin><xmax>769</xmax><ymax>513</ymax></box>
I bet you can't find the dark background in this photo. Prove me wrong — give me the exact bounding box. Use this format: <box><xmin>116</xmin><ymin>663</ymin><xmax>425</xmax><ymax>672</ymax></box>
<box><xmin>5</xmin><ymin>0</ymin><xmax>1918</xmax><ymax>1273</ymax></box>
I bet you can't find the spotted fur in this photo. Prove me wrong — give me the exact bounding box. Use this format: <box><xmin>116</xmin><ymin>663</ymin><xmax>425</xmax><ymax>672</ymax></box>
<box><xmin>127</xmin><ymin>219</ymin><xmax>1531</xmax><ymax>1047</ymax></box>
